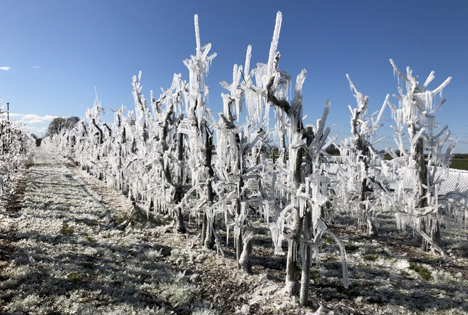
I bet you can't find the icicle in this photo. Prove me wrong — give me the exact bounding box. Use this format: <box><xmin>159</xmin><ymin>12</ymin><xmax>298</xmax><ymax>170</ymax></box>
<box><xmin>244</xmin><ymin>45</ymin><xmax>252</xmax><ymax>77</ymax></box>
<box><xmin>194</xmin><ymin>14</ymin><xmax>201</xmax><ymax>57</ymax></box>
<box><xmin>325</xmin><ymin>230</ymin><xmax>349</xmax><ymax>288</ymax></box>
<box><xmin>267</xmin><ymin>11</ymin><xmax>282</xmax><ymax>76</ymax></box>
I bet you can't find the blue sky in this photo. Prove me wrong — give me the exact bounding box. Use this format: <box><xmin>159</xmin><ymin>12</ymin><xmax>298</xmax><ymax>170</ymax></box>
<box><xmin>1</xmin><ymin>0</ymin><xmax>467</xmax><ymax>152</ymax></box>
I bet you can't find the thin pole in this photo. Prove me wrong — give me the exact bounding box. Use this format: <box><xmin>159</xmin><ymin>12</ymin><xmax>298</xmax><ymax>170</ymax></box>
<box><xmin>6</xmin><ymin>103</ymin><xmax>9</xmax><ymax>121</ymax></box>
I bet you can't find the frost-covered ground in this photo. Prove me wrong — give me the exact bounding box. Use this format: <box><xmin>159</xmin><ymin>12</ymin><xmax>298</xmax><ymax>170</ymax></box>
<box><xmin>0</xmin><ymin>147</ymin><xmax>218</xmax><ymax>314</ymax></box>
<box><xmin>1</xmin><ymin>147</ymin><xmax>468</xmax><ymax>314</ymax></box>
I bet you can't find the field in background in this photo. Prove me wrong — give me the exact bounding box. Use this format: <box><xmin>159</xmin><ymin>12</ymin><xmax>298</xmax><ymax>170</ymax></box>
<box><xmin>450</xmin><ymin>159</ymin><xmax>468</xmax><ymax>171</ymax></box>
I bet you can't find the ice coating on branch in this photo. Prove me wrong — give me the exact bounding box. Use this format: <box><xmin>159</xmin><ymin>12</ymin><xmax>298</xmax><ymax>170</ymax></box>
<box><xmin>325</xmin><ymin>229</ymin><xmax>349</xmax><ymax>288</ymax></box>
<box><xmin>267</xmin><ymin>11</ymin><xmax>282</xmax><ymax>77</ymax></box>
<box><xmin>292</xmin><ymin>69</ymin><xmax>306</xmax><ymax>109</ymax></box>
<box><xmin>385</xmin><ymin>60</ymin><xmax>459</xmax><ymax>253</ymax></box>
<box><xmin>215</xmin><ymin>39</ymin><xmax>273</xmax><ymax>267</ymax></box>
<box><xmin>194</xmin><ymin>14</ymin><xmax>201</xmax><ymax>57</ymax></box>
<box><xmin>335</xmin><ymin>75</ymin><xmax>388</xmax><ymax>237</ymax></box>
<box><xmin>244</xmin><ymin>45</ymin><xmax>252</xmax><ymax>77</ymax></box>
<box><xmin>41</xmin><ymin>12</ymin><xmax>360</xmax><ymax>299</ymax></box>
<box><xmin>0</xmin><ymin>101</ymin><xmax>35</xmax><ymax>196</ymax></box>
<box><xmin>259</xmin><ymin>10</ymin><xmax>348</xmax><ymax>296</ymax></box>
<box><xmin>183</xmin><ymin>15</ymin><xmax>216</xmax><ymax>129</ymax></box>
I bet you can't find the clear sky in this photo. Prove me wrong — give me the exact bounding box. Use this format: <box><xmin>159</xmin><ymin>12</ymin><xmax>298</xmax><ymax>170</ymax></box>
<box><xmin>1</xmin><ymin>0</ymin><xmax>467</xmax><ymax>152</ymax></box>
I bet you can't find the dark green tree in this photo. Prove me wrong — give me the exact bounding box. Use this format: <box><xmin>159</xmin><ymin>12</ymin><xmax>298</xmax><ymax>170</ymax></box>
<box><xmin>46</xmin><ymin>116</ymin><xmax>80</xmax><ymax>136</ymax></box>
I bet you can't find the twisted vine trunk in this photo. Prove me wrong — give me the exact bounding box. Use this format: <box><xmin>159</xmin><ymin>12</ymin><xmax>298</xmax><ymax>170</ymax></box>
<box><xmin>239</xmin><ymin>228</ymin><xmax>254</xmax><ymax>274</ymax></box>
<box><xmin>300</xmin><ymin>210</ymin><xmax>312</xmax><ymax>305</ymax></box>
<box><xmin>175</xmin><ymin>129</ymin><xmax>187</xmax><ymax>234</ymax></box>
<box><xmin>413</xmin><ymin>130</ymin><xmax>440</xmax><ymax>251</ymax></box>
<box><xmin>201</xmin><ymin>129</ymin><xmax>215</xmax><ymax>249</ymax></box>
<box><xmin>285</xmin><ymin>145</ymin><xmax>304</xmax><ymax>296</ymax></box>
<box><xmin>300</xmin><ymin>126</ymin><xmax>314</xmax><ymax>305</ymax></box>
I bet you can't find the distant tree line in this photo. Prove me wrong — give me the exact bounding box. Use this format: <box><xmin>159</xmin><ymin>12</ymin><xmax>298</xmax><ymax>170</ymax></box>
<box><xmin>32</xmin><ymin>116</ymin><xmax>80</xmax><ymax>146</ymax></box>
<box><xmin>45</xmin><ymin>117</ymin><xmax>80</xmax><ymax>137</ymax></box>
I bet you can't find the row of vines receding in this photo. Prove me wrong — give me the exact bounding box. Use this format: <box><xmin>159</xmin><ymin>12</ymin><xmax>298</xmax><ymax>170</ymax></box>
<box><xmin>0</xmin><ymin>101</ymin><xmax>35</xmax><ymax>198</ymax></box>
<box><xmin>42</xmin><ymin>11</ymin><xmax>467</xmax><ymax>306</ymax></box>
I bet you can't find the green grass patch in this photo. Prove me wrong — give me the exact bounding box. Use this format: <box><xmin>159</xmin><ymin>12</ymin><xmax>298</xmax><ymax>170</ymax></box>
<box><xmin>60</xmin><ymin>223</ymin><xmax>74</xmax><ymax>235</ymax></box>
<box><xmin>409</xmin><ymin>263</ymin><xmax>432</xmax><ymax>281</ymax></box>
<box><xmin>363</xmin><ymin>254</ymin><xmax>379</xmax><ymax>261</ymax></box>
<box><xmin>322</xmin><ymin>236</ymin><xmax>335</xmax><ymax>245</ymax></box>
<box><xmin>84</xmin><ymin>220</ymin><xmax>98</xmax><ymax>226</ymax></box>
<box><xmin>67</xmin><ymin>272</ymin><xmax>83</xmax><ymax>284</ymax></box>
<box><xmin>383</xmin><ymin>156</ymin><xmax>468</xmax><ymax>170</ymax></box>
<box><xmin>323</xmin><ymin>256</ymin><xmax>339</xmax><ymax>263</ymax></box>
<box><xmin>450</xmin><ymin>159</ymin><xmax>468</xmax><ymax>171</ymax></box>
<box><xmin>345</xmin><ymin>243</ymin><xmax>360</xmax><ymax>251</ymax></box>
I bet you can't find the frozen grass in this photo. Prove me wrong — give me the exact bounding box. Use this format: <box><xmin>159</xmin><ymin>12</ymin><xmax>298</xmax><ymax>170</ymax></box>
<box><xmin>1</xmin><ymin>147</ymin><xmax>468</xmax><ymax>314</ymax></box>
<box><xmin>0</xmin><ymin>147</ymin><xmax>218</xmax><ymax>314</ymax></box>
<box><xmin>323</xmin><ymin>212</ymin><xmax>468</xmax><ymax>315</ymax></box>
